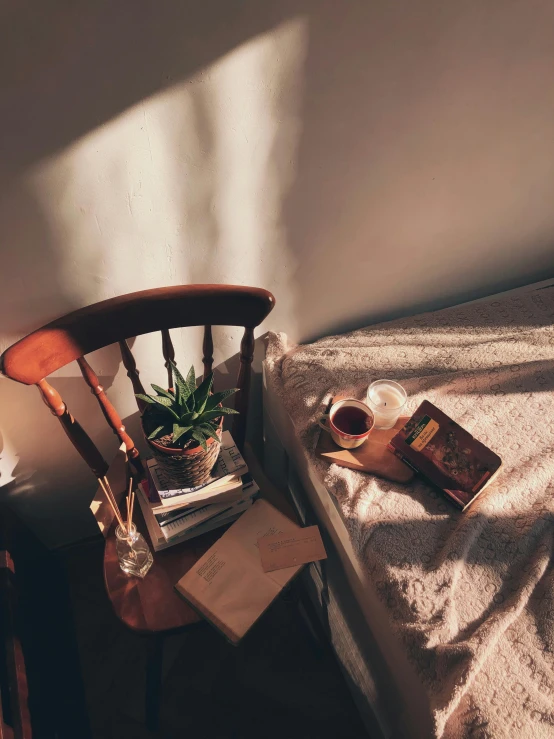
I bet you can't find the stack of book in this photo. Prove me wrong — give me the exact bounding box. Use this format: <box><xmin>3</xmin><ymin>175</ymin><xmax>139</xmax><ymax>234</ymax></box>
<box><xmin>137</xmin><ymin>431</ymin><xmax>258</xmax><ymax>551</ymax></box>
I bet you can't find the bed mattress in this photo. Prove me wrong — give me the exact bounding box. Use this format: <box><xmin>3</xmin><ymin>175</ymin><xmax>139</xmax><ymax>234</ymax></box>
<box><xmin>263</xmin><ymin>281</ymin><xmax>554</xmax><ymax>739</ymax></box>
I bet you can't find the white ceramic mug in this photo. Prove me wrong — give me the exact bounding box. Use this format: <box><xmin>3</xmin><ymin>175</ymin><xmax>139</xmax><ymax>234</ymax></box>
<box><xmin>318</xmin><ymin>398</ymin><xmax>375</xmax><ymax>449</ymax></box>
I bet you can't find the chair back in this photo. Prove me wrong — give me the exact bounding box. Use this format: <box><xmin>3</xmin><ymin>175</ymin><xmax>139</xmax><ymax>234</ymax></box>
<box><xmin>0</xmin><ymin>285</ymin><xmax>275</xmax><ymax>478</ymax></box>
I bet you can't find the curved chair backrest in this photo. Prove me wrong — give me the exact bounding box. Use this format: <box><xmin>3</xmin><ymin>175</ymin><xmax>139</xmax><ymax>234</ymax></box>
<box><xmin>0</xmin><ymin>285</ymin><xmax>275</xmax><ymax>478</ymax></box>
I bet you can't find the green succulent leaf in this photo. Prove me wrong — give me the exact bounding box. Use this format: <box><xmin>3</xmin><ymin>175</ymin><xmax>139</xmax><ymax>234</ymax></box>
<box><xmin>198</xmin><ymin>423</ymin><xmax>220</xmax><ymax>443</ymax></box>
<box><xmin>204</xmin><ymin>388</ymin><xmax>238</xmax><ymax>412</ymax></box>
<box><xmin>150</xmin><ymin>384</ymin><xmax>174</xmax><ymax>400</ymax></box>
<box><xmin>150</xmin><ymin>396</ymin><xmax>174</xmax><ymax>407</ymax></box>
<box><xmin>147</xmin><ymin>425</ymin><xmax>167</xmax><ymax>440</ymax></box>
<box><xmin>191</xmin><ymin>429</ymin><xmax>208</xmax><ymax>451</ymax></box>
<box><xmin>192</xmin><ymin>410</ymin><xmax>221</xmax><ymax>423</ymax></box>
<box><xmin>151</xmin><ymin>400</ymin><xmax>180</xmax><ymax>421</ymax></box>
<box><xmin>172</xmin><ymin>424</ymin><xmax>193</xmax><ymax>443</ymax></box>
<box><xmin>170</xmin><ymin>361</ymin><xmax>191</xmax><ymax>404</ymax></box>
<box><xmin>195</xmin><ymin>407</ymin><xmax>237</xmax><ymax>423</ymax></box>
<box><xmin>186</xmin><ymin>365</ymin><xmax>196</xmax><ymax>395</ymax></box>
<box><xmin>140</xmin><ymin>361</ymin><xmax>240</xmax><ymax>450</ymax></box>
<box><xmin>193</xmin><ymin>373</ymin><xmax>214</xmax><ymax>414</ymax></box>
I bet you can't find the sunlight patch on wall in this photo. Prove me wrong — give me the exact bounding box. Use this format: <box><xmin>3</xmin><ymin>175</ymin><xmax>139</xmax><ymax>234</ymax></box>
<box><xmin>26</xmin><ymin>17</ymin><xmax>308</xmax><ymax>374</ymax></box>
<box><xmin>0</xmin><ymin>18</ymin><xmax>308</xmax><ymax>546</ymax></box>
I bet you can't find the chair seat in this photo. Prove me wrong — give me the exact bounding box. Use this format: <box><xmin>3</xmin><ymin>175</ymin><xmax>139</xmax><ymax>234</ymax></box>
<box><xmin>103</xmin><ymin>505</ymin><xmax>226</xmax><ymax>633</ymax></box>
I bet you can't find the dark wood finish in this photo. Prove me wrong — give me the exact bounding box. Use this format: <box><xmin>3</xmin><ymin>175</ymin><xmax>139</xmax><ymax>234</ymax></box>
<box><xmin>202</xmin><ymin>325</ymin><xmax>213</xmax><ymax>380</ymax></box>
<box><xmin>103</xmin><ymin>445</ymin><xmax>293</xmax><ymax>634</ymax></box>
<box><xmin>1</xmin><ymin>283</ymin><xmax>274</xmax><ymax>491</ymax></box>
<box><xmin>0</xmin><ymin>552</ymin><xmax>33</xmax><ymax>739</ymax></box>
<box><xmin>0</xmin><ymin>284</ymin><xmax>276</xmax><ymax>730</ymax></box>
<box><xmin>36</xmin><ymin>379</ymin><xmax>108</xmax><ymax>478</ymax></box>
<box><xmin>77</xmin><ymin>357</ymin><xmax>143</xmax><ymax>476</ymax></box>
<box><xmin>1</xmin><ymin>285</ymin><xmax>274</xmax><ymax>385</ymax></box>
<box><xmin>145</xmin><ymin>636</ymin><xmax>163</xmax><ymax>731</ymax></box>
<box><xmin>161</xmin><ymin>328</ymin><xmax>176</xmax><ymax>390</ymax></box>
<box><xmin>103</xmin><ymin>504</ymin><xmax>219</xmax><ymax>632</ymax></box>
<box><xmin>232</xmin><ymin>326</ymin><xmax>255</xmax><ymax>451</ymax></box>
<box><xmin>0</xmin><ymin>696</ymin><xmax>12</xmax><ymax>739</ymax></box>
<box><xmin>118</xmin><ymin>339</ymin><xmax>147</xmax><ymax>412</ymax></box>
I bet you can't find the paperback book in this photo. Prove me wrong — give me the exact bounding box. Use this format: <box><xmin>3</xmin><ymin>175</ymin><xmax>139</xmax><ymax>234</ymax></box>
<box><xmin>137</xmin><ymin>479</ymin><xmax>258</xmax><ymax>552</ymax></box>
<box><xmin>175</xmin><ymin>499</ymin><xmax>302</xmax><ymax>644</ymax></box>
<box><xmin>146</xmin><ymin>430</ymin><xmax>247</xmax><ymax>509</ymax></box>
<box><xmin>388</xmin><ymin>400</ymin><xmax>502</xmax><ymax>510</ymax></box>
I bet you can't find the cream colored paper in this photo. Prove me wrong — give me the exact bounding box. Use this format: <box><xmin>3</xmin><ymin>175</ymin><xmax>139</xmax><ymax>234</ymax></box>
<box><xmin>258</xmin><ymin>525</ymin><xmax>327</xmax><ymax>572</ymax></box>
<box><xmin>175</xmin><ymin>499</ymin><xmax>301</xmax><ymax>643</ymax></box>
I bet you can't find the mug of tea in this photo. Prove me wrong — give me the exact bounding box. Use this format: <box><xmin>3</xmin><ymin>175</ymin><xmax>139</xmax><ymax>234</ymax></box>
<box><xmin>318</xmin><ymin>398</ymin><xmax>375</xmax><ymax>449</ymax></box>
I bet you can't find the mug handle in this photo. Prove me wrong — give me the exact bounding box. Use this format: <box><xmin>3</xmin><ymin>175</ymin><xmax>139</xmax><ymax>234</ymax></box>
<box><xmin>318</xmin><ymin>413</ymin><xmax>331</xmax><ymax>432</ymax></box>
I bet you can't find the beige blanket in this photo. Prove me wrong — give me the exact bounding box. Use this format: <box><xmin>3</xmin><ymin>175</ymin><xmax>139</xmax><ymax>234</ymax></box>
<box><xmin>265</xmin><ymin>286</ymin><xmax>554</xmax><ymax>738</ymax></box>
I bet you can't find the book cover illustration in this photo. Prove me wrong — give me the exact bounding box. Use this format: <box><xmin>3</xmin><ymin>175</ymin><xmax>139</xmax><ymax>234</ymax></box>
<box><xmin>388</xmin><ymin>400</ymin><xmax>502</xmax><ymax>509</ymax></box>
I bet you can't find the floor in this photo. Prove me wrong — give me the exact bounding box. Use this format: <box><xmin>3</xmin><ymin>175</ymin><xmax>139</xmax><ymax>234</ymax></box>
<box><xmin>62</xmin><ymin>539</ymin><xmax>369</xmax><ymax>739</ymax></box>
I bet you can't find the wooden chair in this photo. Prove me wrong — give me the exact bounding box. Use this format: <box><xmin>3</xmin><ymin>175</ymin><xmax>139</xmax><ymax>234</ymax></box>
<box><xmin>0</xmin><ymin>284</ymin><xmax>275</xmax><ymax>730</ymax></box>
<box><xmin>0</xmin><ymin>532</ymin><xmax>32</xmax><ymax>739</ymax></box>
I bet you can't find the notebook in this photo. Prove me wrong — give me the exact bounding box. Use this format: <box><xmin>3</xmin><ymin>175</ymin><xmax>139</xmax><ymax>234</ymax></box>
<box><xmin>175</xmin><ymin>499</ymin><xmax>302</xmax><ymax>643</ymax></box>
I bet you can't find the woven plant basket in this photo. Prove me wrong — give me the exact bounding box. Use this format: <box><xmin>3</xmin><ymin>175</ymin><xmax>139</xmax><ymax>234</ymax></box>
<box><xmin>146</xmin><ymin>422</ymin><xmax>222</xmax><ymax>488</ymax></box>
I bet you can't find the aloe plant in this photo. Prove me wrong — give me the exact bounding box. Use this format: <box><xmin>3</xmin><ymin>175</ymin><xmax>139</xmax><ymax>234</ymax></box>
<box><xmin>137</xmin><ymin>361</ymin><xmax>238</xmax><ymax>451</ymax></box>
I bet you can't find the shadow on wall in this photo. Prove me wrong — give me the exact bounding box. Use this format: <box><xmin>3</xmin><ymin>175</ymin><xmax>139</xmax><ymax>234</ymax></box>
<box><xmin>2</xmin><ymin>0</ymin><xmax>554</xmax><ymax>336</ymax></box>
<box><xmin>283</xmin><ymin>1</ymin><xmax>554</xmax><ymax>341</ymax></box>
<box><xmin>0</xmin><ymin>0</ymin><xmax>302</xmax><ymax>346</ymax></box>
<box><xmin>0</xmin><ymin>182</ymin><xmax>84</xmax><ymax>347</ymax></box>
<box><xmin>0</xmin><ymin>0</ymin><xmax>301</xmax><ymax>546</ymax></box>
<box><xmin>2</xmin><ymin>0</ymin><xmax>554</xmax><ymax>546</ymax></box>
<box><xmin>0</xmin><ymin>344</ymin><xmax>129</xmax><ymax>547</ymax></box>
<box><xmin>0</xmin><ymin>1</ymin><xmax>298</xmax><ymax>187</ymax></box>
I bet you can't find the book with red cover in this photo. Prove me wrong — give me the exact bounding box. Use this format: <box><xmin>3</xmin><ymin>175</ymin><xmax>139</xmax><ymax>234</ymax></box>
<box><xmin>388</xmin><ymin>400</ymin><xmax>502</xmax><ymax>510</ymax></box>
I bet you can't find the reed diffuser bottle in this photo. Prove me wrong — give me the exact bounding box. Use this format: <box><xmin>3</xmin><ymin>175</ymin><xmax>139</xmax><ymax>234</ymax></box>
<box><xmin>115</xmin><ymin>523</ymin><xmax>153</xmax><ymax>578</ymax></box>
<box><xmin>98</xmin><ymin>474</ymin><xmax>153</xmax><ymax>579</ymax></box>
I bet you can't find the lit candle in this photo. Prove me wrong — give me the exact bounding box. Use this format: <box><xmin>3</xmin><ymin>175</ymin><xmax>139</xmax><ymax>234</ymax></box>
<box><xmin>366</xmin><ymin>380</ymin><xmax>407</xmax><ymax>430</ymax></box>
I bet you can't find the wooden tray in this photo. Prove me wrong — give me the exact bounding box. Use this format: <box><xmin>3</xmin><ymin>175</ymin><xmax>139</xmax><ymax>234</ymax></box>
<box><xmin>316</xmin><ymin>404</ymin><xmax>414</xmax><ymax>484</ymax></box>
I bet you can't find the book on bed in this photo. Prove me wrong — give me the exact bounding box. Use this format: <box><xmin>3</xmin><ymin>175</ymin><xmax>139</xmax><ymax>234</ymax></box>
<box><xmin>388</xmin><ymin>400</ymin><xmax>502</xmax><ymax>510</ymax></box>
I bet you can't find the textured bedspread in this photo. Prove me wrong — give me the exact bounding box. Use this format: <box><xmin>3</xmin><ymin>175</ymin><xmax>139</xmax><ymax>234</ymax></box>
<box><xmin>265</xmin><ymin>286</ymin><xmax>554</xmax><ymax>738</ymax></box>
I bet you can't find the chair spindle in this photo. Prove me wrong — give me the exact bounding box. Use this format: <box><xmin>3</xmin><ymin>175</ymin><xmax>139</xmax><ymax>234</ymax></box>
<box><xmin>161</xmin><ymin>329</ymin><xmax>176</xmax><ymax>390</ymax></box>
<box><xmin>232</xmin><ymin>327</ymin><xmax>255</xmax><ymax>451</ymax></box>
<box><xmin>202</xmin><ymin>325</ymin><xmax>213</xmax><ymax>380</ymax></box>
<box><xmin>36</xmin><ymin>378</ymin><xmax>109</xmax><ymax>478</ymax></box>
<box><xmin>119</xmin><ymin>339</ymin><xmax>147</xmax><ymax>412</ymax></box>
<box><xmin>77</xmin><ymin>357</ymin><xmax>144</xmax><ymax>476</ymax></box>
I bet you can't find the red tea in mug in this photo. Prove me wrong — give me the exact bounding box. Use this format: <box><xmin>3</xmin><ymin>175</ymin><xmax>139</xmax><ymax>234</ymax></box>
<box><xmin>332</xmin><ymin>406</ymin><xmax>373</xmax><ymax>436</ymax></box>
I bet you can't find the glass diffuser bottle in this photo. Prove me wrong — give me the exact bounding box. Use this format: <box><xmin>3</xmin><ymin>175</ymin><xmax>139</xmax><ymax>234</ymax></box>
<box><xmin>115</xmin><ymin>523</ymin><xmax>153</xmax><ymax>578</ymax></box>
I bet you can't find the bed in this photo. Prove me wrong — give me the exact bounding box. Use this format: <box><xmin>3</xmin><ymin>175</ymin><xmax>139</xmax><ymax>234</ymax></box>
<box><xmin>262</xmin><ymin>280</ymin><xmax>554</xmax><ymax>739</ymax></box>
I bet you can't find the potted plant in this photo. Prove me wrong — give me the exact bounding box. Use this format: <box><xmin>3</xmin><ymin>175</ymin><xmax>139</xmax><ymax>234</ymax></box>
<box><xmin>136</xmin><ymin>360</ymin><xmax>238</xmax><ymax>487</ymax></box>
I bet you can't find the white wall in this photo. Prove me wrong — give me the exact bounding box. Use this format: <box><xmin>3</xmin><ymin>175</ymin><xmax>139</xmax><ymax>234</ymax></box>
<box><xmin>1</xmin><ymin>0</ymin><xmax>554</xmax><ymax>547</ymax></box>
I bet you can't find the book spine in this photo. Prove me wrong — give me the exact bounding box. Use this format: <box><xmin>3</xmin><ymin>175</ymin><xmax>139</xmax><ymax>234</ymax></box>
<box><xmin>387</xmin><ymin>445</ymin><xmax>465</xmax><ymax>510</ymax></box>
<box><xmin>387</xmin><ymin>444</ymin><xmax>421</xmax><ymax>475</ymax></box>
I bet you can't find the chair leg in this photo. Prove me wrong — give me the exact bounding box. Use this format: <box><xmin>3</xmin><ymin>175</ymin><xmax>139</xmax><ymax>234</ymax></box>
<box><xmin>145</xmin><ymin>634</ymin><xmax>164</xmax><ymax>731</ymax></box>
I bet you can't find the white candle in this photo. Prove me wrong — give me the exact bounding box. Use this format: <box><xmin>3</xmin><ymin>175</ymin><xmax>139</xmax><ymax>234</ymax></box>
<box><xmin>366</xmin><ymin>380</ymin><xmax>407</xmax><ymax>430</ymax></box>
